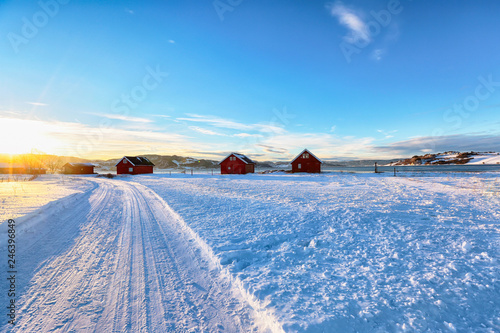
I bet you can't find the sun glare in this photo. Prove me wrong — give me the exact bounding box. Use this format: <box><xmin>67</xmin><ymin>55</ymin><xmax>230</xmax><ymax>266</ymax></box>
<box><xmin>0</xmin><ymin>118</ymin><xmax>60</xmax><ymax>155</ymax></box>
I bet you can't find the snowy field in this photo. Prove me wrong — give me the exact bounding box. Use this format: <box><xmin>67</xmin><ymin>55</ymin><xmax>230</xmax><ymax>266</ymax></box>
<box><xmin>0</xmin><ymin>172</ymin><xmax>499</xmax><ymax>332</ymax></box>
<box><xmin>0</xmin><ymin>175</ymin><xmax>92</xmax><ymax>222</ymax></box>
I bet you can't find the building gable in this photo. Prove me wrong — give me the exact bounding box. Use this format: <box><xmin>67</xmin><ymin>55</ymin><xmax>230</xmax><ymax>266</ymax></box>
<box><xmin>291</xmin><ymin>149</ymin><xmax>322</xmax><ymax>164</ymax></box>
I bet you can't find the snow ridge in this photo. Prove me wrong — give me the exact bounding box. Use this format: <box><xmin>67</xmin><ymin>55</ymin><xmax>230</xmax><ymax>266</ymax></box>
<box><xmin>134</xmin><ymin>183</ymin><xmax>285</xmax><ymax>333</ymax></box>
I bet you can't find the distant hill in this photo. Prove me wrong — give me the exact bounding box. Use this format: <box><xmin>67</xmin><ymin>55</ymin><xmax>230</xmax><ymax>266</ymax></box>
<box><xmin>0</xmin><ymin>154</ymin><xmax>90</xmax><ymax>165</ymax></box>
<box><xmin>0</xmin><ymin>154</ymin><xmax>91</xmax><ymax>173</ymax></box>
<box><xmin>6</xmin><ymin>152</ymin><xmax>496</xmax><ymax>172</ymax></box>
<box><xmin>255</xmin><ymin>159</ymin><xmax>400</xmax><ymax>169</ymax></box>
<box><xmin>323</xmin><ymin>159</ymin><xmax>401</xmax><ymax>167</ymax></box>
<box><xmin>389</xmin><ymin>151</ymin><xmax>500</xmax><ymax>166</ymax></box>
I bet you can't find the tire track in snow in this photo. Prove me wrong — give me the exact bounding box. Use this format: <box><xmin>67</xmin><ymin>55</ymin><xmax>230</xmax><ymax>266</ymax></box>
<box><xmin>1</xmin><ymin>178</ymin><xmax>263</xmax><ymax>332</ymax></box>
<box><xmin>129</xmin><ymin>181</ymin><xmax>285</xmax><ymax>333</ymax></box>
<box><xmin>9</xmin><ymin>180</ymin><xmax>123</xmax><ymax>332</ymax></box>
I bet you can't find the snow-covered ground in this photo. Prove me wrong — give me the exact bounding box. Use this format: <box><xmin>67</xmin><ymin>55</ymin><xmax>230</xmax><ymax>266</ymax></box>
<box><xmin>135</xmin><ymin>173</ymin><xmax>500</xmax><ymax>332</ymax></box>
<box><xmin>0</xmin><ymin>172</ymin><xmax>499</xmax><ymax>332</ymax></box>
<box><xmin>0</xmin><ymin>175</ymin><xmax>92</xmax><ymax>222</ymax></box>
<box><xmin>429</xmin><ymin>152</ymin><xmax>500</xmax><ymax>165</ymax></box>
<box><xmin>469</xmin><ymin>153</ymin><xmax>500</xmax><ymax>165</ymax></box>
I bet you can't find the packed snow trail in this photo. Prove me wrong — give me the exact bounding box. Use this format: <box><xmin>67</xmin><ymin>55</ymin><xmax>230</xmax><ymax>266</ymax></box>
<box><xmin>0</xmin><ymin>178</ymin><xmax>275</xmax><ymax>332</ymax></box>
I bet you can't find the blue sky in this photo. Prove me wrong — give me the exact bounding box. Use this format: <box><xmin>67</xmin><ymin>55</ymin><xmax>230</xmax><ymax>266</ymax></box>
<box><xmin>1</xmin><ymin>0</ymin><xmax>500</xmax><ymax>160</ymax></box>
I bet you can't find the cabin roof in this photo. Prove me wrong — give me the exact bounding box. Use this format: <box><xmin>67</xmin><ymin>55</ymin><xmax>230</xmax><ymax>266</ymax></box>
<box><xmin>115</xmin><ymin>156</ymin><xmax>155</xmax><ymax>167</ymax></box>
<box><xmin>290</xmin><ymin>149</ymin><xmax>323</xmax><ymax>164</ymax></box>
<box><xmin>64</xmin><ymin>162</ymin><xmax>95</xmax><ymax>167</ymax></box>
<box><xmin>219</xmin><ymin>152</ymin><xmax>255</xmax><ymax>165</ymax></box>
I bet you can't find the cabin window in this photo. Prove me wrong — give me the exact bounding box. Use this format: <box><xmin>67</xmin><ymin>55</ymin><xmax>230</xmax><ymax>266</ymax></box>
<box><xmin>303</xmin><ymin>153</ymin><xmax>309</xmax><ymax>159</ymax></box>
<box><xmin>228</xmin><ymin>166</ymin><xmax>231</xmax><ymax>170</ymax></box>
<box><xmin>129</xmin><ymin>167</ymin><xmax>133</xmax><ymax>172</ymax></box>
<box><xmin>124</xmin><ymin>159</ymin><xmax>127</xmax><ymax>164</ymax></box>
<box><xmin>298</xmin><ymin>164</ymin><xmax>301</xmax><ymax>169</ymax></box>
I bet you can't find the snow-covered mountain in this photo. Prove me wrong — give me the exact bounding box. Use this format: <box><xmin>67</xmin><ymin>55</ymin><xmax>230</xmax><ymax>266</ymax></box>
<box><xmin>389</xmin><ymin>151</ymin><xmax>500</xmax><ymax>166</ymax></box>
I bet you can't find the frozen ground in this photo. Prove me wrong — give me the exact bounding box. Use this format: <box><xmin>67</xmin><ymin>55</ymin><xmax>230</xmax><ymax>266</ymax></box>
<box><xmin>0</xmin><ymin>172</ymin><xmax>499</xmax><ymax>332</ymax></box>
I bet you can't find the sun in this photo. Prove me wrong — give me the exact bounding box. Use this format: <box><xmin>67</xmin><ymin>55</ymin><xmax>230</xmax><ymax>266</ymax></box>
<box><xmin>0</xmin><ymin>118</ymin><xmax>60</xmax><ymax>155</ymax></box>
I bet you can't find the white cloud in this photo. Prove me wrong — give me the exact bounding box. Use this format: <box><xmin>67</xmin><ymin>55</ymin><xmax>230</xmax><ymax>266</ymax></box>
<box><xmin>234</xmin><ymin>133</ymin><xmax>263</xmax><ymax>138</ymax></box>
<box><xmin>377</xmin><ymin>129</ymin><xmax>398</xmax><ymax>139</ymax></box>
<box><xmin>330</xmin><ymin>125</ymin><xmax>337</xmax><ymax>132</ymax></box>
<box><xmin>88</xmin><ymin>113</ymin><xmax>153</xmax><ymax>123</ymax></box>
<box><xmin>256</xmin><ymin>132</ymin><xmax>376</xmax><ymax>159</ymax></box>
<box><xmin>168</xmin><ymin>40</ymin><xmax>175</xmax><ymax>44</ymax></box>
<box><xmin>189</xmin><ymin>126</ymin><xmax>227</xmax><ymax>136</ymax></box>
<box><xmin>178</xmin><ymin>114</ymin><xmax>286</xmax><ymax>134</ymax></box>
<box><xmin>0</xmin><ymin>116</ymin><xmax>194</xmax><ymax>159</ymax></box>
<box><xmin>373</xmin><ymin>134</ymin><xmax>500</xmax><ymax>156</ymax></box>
<box><xmin>328</xmin><ymin>2</ymin><xmax>370</xmax><ymax>44</ymax></box>
<box><xmin>26</xmin><ymin>102</ymin><xmax>48</xmax><ymax>106</ymax></box>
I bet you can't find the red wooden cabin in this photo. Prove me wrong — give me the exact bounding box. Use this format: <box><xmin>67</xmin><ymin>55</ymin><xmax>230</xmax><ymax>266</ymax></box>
<box><xmin>116</xmin><ymin>156</ymin><xmax>155</xmax><ymax>175</ymax></box>
<box><xmin>63</xmin><ymin>163</ymin><xmax>95</xmax><ymax>174</ymax></box>
<box><xmin>219</xmin><ymin>153</ymin><xmax>255</xmax><ymax>174</ymax></box>
<box><xmin>291</xmin><ymin>149</ymin><xmax>322</xmax><ymax>173</ymax></box>
<box><xmin>0</xmin><ymin>163</ymin><xmax>26</xmax><ymax>174</ymax></box>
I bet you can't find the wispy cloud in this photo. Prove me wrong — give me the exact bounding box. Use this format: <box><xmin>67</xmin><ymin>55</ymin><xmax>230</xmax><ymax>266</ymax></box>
<box><xmin>189</xmin><ymin>126</ymin><xmax>227</xmax><ymax>136</ymax></box>
<box><xmin>0</xmin><ymin>115</ymin><xmax>194</xmax><ymax>158</ymax></box>
<box><xmin>328</xmin><ymin>2</ymin><xmax>370</xmax><ymax>44</ymax></box>
<box><xmin>234</xmin><ymin>133</ymin><xmax>263</xmax><ymax>138</ymax></box>
<box><xmin>255</xmin><ymin>132</ymin><xmax>377</xmax><ymax>160</ymax></box>
<box><xmin>257</xmin><ymin>144</ymin><xmax>288</xmax><ymax>154</ymax></box>
<box><xmin>26</xmin><ymin>102</ymin><xmax>48</xmax><ymax>106</ymax></box>
<box><xmin>377</xmin><ymin>129</ymin><xmax>397</xmax><ymax>139</ymax></box>
<box><xmin>88</xmin><ymin>113</ymin><xmax>153</xmax><ymax>123</ymax></box>
<box><xmin>177</xmin><ymin>114</ymin><xmax>286</xmax><ymax>134</ymax></box>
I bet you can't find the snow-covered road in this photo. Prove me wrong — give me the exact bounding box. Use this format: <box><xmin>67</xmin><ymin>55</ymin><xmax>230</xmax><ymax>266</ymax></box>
<box><xmin>0</xmin><ymin>178</ymin><xmax>272</xmax><ymax>332</ymax></box>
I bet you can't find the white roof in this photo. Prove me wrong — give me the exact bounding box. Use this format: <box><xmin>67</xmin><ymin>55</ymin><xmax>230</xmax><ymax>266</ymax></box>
<box><xmin>291</xmin><ymin>149</ymin><xmax>323</xmax><ymax>164</ymax></box>
<box><xmin>219</xmin><ymin>152</ymin><xmax>255</xmax><ymax>165</ymax></box>
<box><xmin>115</xmin><ymin>156</ymin><xmax>134</xmax><ymax>167</ymax></box>
<box><xmin>66</xmin><ymin>163</ymin><xmax>95</xmax><ymax>167</ymax></box>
